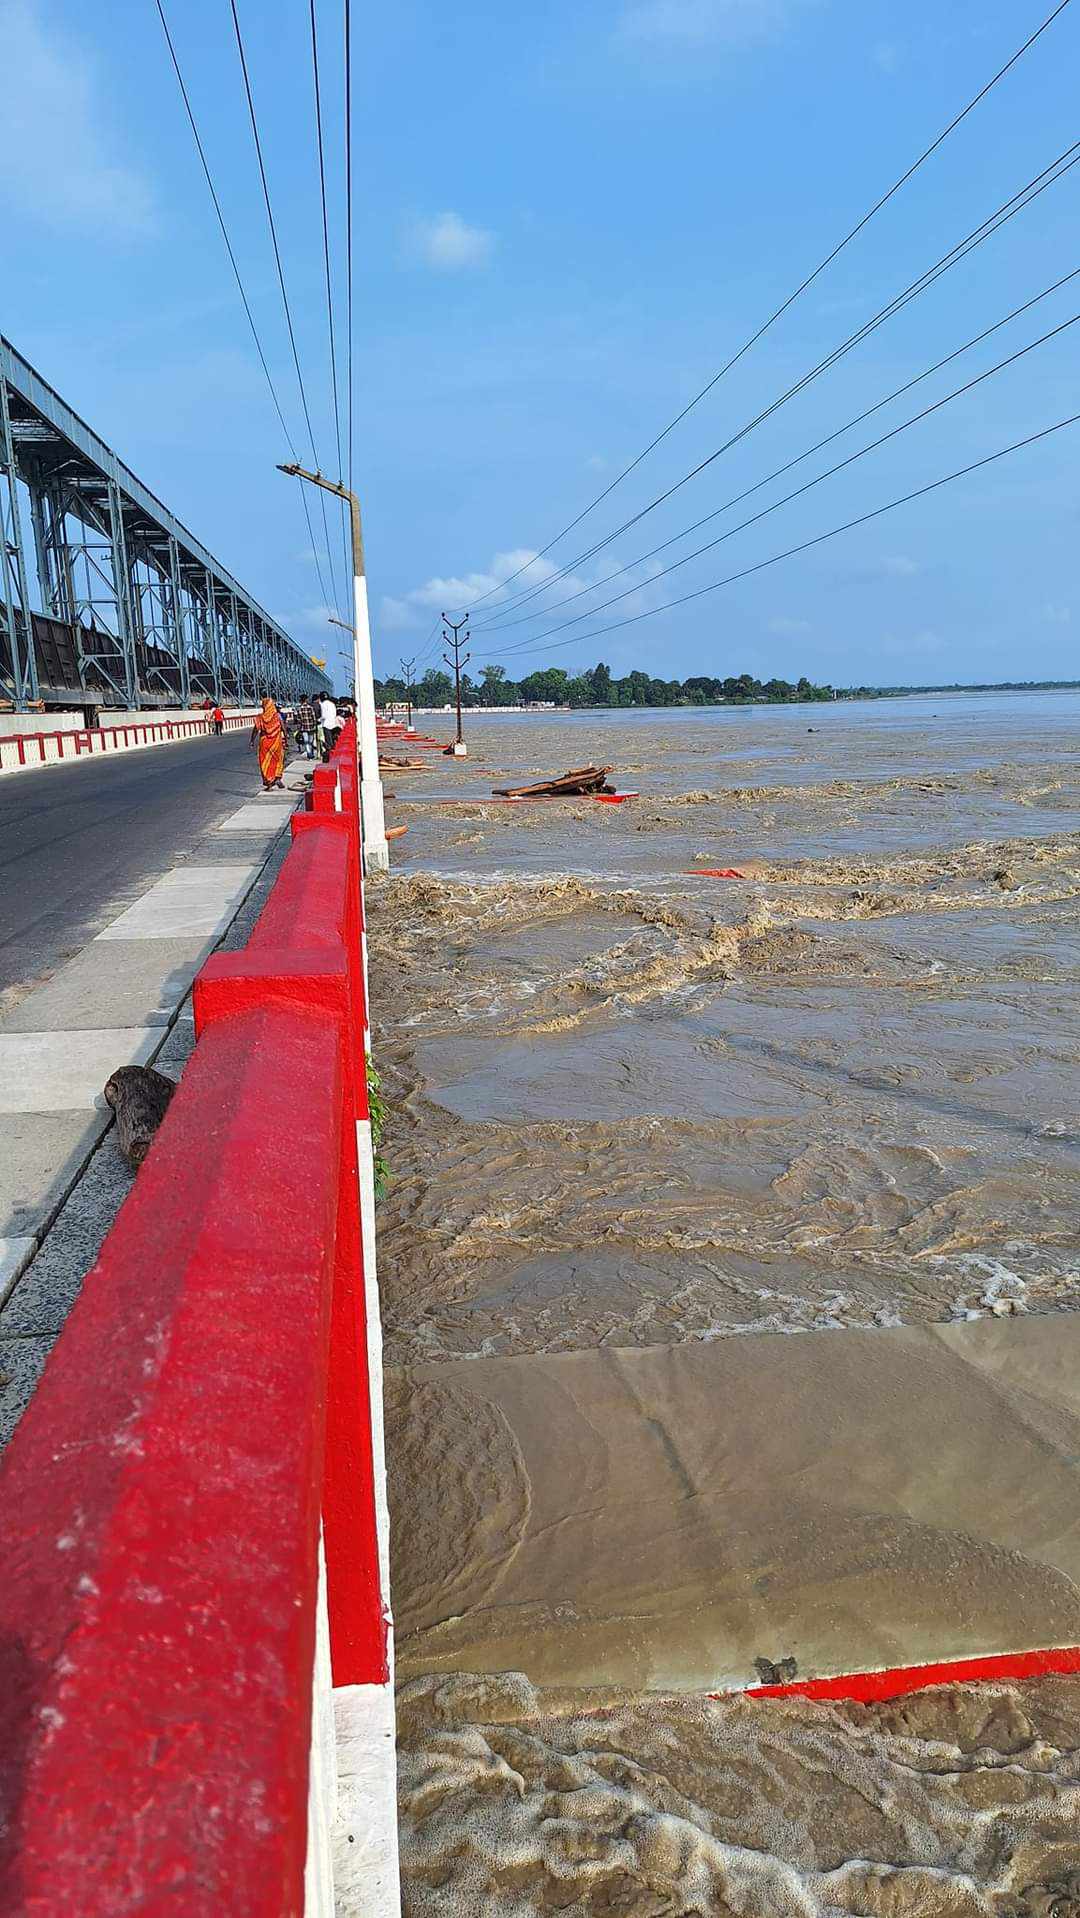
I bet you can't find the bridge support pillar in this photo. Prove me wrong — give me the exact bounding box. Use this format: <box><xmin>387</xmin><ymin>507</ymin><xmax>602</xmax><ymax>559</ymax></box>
<box><xmin>107</xmin><ymin>479</ymin><xmax>138</xmax><ymax>706</ymax></box>
<box><xmin>0</xmin><ymin>369</ymin><xmax>38</xmax><ymax>709</ymax></box>
<box><xmin>168</xmin><ymin>536</ymin><xmax>191</xmax><ymax>708</ymax></box>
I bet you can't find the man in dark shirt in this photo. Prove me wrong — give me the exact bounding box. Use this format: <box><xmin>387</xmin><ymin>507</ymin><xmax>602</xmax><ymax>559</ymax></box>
<box><xmin>296</xmin><ymin>695</ymin><xmax>317</xmax><ymax>761</ymax></box>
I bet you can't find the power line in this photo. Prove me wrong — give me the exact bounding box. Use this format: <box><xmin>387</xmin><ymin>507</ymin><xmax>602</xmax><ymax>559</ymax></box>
<box><xmin>457</xmin><ymin>0</ymin><xmax>1074</xmax><ymax>614</ymax></box>
<box><xmin>308</xmin><ymin>0</ymin><xmax>351</xmax><ymax>597</ymax></box>
<box><xmin>476</xmin><ymin>138</ymin><xmax>1080</xmax><ymax>627</ymax></box>
<box><xmin>153</xmin><ymin>0</ymin><xmax>333</xmax><ymax>621</ymax></box>
<box><xmin>410</xmin><ymin>617</ymin><xmax>448</xmax><ymax>676</ymax></box>
<box><xmin>228</xmin><ymin>0</ymin><xmax>342</xmax><ymax>613</ymax></box>
<box><xmin>474</xmin><ymin>137</ymin><xmax>1080</xmax><ymax>629</ymax></box>
<box><xmin>477</xmin><ymin>412</ymin><xmax>1080</xmax><ymax>662</ymax></box>
<box><xmin>481</xmin><ymin>266</ymin><xmax>1080</xmax><ymax>639</ymax></box>
<box><xmin>344</xmin><ymin>0</ymin><xmax>355</xmax><ymax>503</ymax></box>
<box><xmin>478</xmin><ymin>306</ymin><xmax>1080</xmax><ymax>659</ymax></box>
<box><xmin>373</xmin><ymin>616</ymin><xmax>442</xmax><ymax>688</ymax></box>
<box><xmin>309</xmin><ymin>0</ymin><xmax>344</xmax><ymax>483</ymax></box>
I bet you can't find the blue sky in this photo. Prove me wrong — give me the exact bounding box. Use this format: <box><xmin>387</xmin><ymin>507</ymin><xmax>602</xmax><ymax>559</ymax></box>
<box><xmin>2</xmin><ymin>0</ymin><xmax>1077</xmax><ymax>689</ymax></box>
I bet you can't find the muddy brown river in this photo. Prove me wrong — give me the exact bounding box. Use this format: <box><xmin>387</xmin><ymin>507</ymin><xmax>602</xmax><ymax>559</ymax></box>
<box><xmin>369</xmin><ymin>693</ymin><xmax>1080</xmax><ymax>1917</ymax></box>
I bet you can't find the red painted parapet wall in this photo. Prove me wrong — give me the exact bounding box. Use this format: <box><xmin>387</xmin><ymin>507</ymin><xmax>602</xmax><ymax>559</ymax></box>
<box><xmin>0</xmin><ymin>719</ymin><xmax>388</xmax><ymax>1913</ymax></box>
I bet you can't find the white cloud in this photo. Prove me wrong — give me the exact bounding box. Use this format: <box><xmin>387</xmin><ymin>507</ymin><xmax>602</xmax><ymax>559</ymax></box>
<box><xmin>406</xmin><ymin>211</ymin><xmax>494</xmax><ymax>272</ymax></box>
<box><xmin>768</xmin><ymin>615</ymin><xmax>811</xmax><ymax>636</ymax></box>
<box><xmin>378</xmin><ymin>595</ymin><xmax>425</xmax><ymax>632</ymax></box>
<box><xmin>873</xmin><ymin>40</ymin><xmax>900</xmax><ymax>73</ymax></box>
<box><xmin>618</xmin><ymin>0</ymin><xmax>797</xmax><ymax>47</ymax></box>
<box><xmin>405</xmin><ymin>565</ymin><xmax>507</xmax><ymax>609</ymax></box>
<box><xmin>586</xmin><ymin>454</ymin><xmax>608</xmax><ymax>472</ymax></box>
<box><xmin>0</xmin><ymin>0</ymin><xmax>153</xmax><ymax>236</ymax></box>
<box><xmin>1042</xmin><ymin>601</ymin><xmax>1071</xmax><ymax>625</ymax></box>
<box><xmin>385</xmin><ymin>546</ymin><xmax>667</xmax><ymax>640</ymax></box>
<box><xmin>292</xmin><ymin>604</ymin><xmax>342</xmax><ymax>632</ymax></box>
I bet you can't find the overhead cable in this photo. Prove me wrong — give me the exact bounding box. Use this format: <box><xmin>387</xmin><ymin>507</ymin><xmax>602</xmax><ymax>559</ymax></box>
<box><xmin>153</xmin><ymin>0</ymin><xmax>333</xmax><ymax>618</ymax></box>
<box><xmin>474</xmin><ymin>138</ymin><xmax>1080</xmax><ymax>629</ymax></box>
<box><xmin>458</xmin><ymin>0</ymin><xmax>1074</xmax><ymax>613</ymax></box>
<box><xmin>478</xmin><ymin>413</ymin><xmax>1080</xmax><ymax>661</ymax></box>
<box><xmin>478</xmin><ymin>307</ymin><xmax>1080</xmax><ymax>658</ymax></box>
<box><xmin>344</xmin><ymin>0</ymin><xmax>355</xmax><ymax>502</ymax></box>
<box><xmin>309</xmin><ymin>0</ymin><xmax>351</xmax><ymax>593</ymax></box>
<box><xmin>481</xmin><ymin>266</ymin><xmax>1080</xmax><ymax>638</ymax></box>
<box><xmin>229</xmin><ymin>0</ymin><xmax>342</xmax><ymax>613</ymax></box>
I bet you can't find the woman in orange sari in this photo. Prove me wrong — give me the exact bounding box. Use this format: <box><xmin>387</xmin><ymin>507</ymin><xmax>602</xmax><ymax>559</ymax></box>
<box><xmin>252</xmin><ymin>697</ymin><xmax>286</xmax><ymax>790</ymax></box>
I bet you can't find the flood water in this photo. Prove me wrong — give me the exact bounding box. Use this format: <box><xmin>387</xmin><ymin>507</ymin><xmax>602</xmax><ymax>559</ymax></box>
<box><xmin>370</xmin><ymin>693</ymin><xmax>1080</xmax><ymax>1917</ymax></box>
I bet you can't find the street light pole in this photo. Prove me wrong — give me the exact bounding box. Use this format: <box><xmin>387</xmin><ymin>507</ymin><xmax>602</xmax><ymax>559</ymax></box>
<box><xmin>277</xmin><ymin>462</ymin><xmax>388</xmax><ymax>874</ymax></box>
<box><xmin>327</xmin><ymin>615</ymin><xmax>357</xmax><ymax>699</ymax></box>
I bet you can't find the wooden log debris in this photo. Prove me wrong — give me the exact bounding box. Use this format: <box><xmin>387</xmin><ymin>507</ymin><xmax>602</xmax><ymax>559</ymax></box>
<box><xmin>104</xmin><ymin>1064</ymin><xmax>177</xmax><ymax>1169</ymax></box>
<box><xmin>492</xmin><ymin>764</ymin><xmax>616</xmax><ymax>798</ymax></box>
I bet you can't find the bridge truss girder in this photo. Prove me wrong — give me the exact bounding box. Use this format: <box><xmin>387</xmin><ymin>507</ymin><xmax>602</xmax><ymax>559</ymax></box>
<box><xmin>0</xmin><ymin>336</ymin><xmax>329</xmax><ymax>711</ymax></box>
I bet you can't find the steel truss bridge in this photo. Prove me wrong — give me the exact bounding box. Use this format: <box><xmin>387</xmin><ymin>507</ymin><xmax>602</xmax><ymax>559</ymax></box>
<box><xmin>0</xmin><ymin>336</ymin><xmax>330</xmax><ymax>711</ymax></box>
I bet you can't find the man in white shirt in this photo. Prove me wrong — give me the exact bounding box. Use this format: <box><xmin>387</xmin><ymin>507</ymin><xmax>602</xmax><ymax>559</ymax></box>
<box><xmin>318</xmin><ymin>693</ymin><xmax>340</xmax><ymax>762</ymax></box>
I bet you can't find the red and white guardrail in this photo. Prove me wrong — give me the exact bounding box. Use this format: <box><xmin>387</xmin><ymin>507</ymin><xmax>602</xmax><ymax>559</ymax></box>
<box><xmin>0</xmin><ymin>708</ymin><xmax>258</xmax><ymax>775</ymax></box>
<box><xmin>0</xmin><ymin>719</ymin><xmax>398</xmax><ymax>1914</ymax></box>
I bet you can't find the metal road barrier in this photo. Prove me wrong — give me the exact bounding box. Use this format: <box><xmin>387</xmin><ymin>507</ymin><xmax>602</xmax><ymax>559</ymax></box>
<box><xmin>0</xmin><ymin>719</ymin><xmax>396</xmax><ymax>1914</ymax></box>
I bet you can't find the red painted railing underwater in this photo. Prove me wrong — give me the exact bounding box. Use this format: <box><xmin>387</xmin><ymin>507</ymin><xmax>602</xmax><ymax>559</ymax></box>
<box><xmin>0</xmin><ymin>719</ymin><xmax>387</xmax><ymax>1914</ymax></box>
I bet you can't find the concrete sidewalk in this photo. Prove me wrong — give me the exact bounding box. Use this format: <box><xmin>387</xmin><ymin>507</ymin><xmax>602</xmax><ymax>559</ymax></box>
<box><xmin>0</xmin><ymin>759</ymin><xmax>310</xmax><ymax>1444</ymax></box>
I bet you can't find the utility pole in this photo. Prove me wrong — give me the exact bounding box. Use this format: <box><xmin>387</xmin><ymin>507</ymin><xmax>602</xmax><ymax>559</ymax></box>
<box><xmin>400</xmin><ymin>655</ymin><xmax>415</xmax><ymax>730</ymax></box>
<box><xmin>441</xmin><ymin>613</ymin><xmax>469</xmax><ymax>757</ymax></box>
<box><xmin>327</xmin><ymin>615</ymin><xmax>357</xmax><ymax>699</ymax></box>
<box><xmin>277</xmin><ymin>462</ymin><xmax>388</xmax><ymax>874</ymax></box>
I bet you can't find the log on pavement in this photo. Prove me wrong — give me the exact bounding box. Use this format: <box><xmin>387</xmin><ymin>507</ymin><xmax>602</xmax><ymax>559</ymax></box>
<box><xmin>104</xmin><ymin>1064</ymin><xmax>178</xmax><ymax>1169</ymax></box>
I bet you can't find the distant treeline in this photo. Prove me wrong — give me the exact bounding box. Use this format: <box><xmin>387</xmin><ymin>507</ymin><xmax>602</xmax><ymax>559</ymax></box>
<box><xmin>375</xmin><ymin>661</ymin><xmax>1080</xmax><ymax>711</ymax></box>
<box><xmin>839</xmin><ymin>679</ymin><xmax>1080</xmax><ymax>697</ymax></box>
<box><xmin>375</xmin><ymin>662</ymin><xmax>836</xmax><ymax>709</ymax></box>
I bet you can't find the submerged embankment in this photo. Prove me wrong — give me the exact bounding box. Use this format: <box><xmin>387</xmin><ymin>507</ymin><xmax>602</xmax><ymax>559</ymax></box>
<box><xmin>370</xmin><ymin>697</ymin><xmax>1080</xmax><ymax>1917</ymax></box>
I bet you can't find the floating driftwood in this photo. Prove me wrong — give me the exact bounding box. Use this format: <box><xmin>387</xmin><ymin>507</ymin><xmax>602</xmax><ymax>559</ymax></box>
<box><xmin>104</xmin><ymin>1064</ymin><xmax>177</xmax><ymax>1169</ymax></box>
<box><xmin>493</xmin><ymin>763</ymin><xmax>616</xmax><ymax>799</ymax></box>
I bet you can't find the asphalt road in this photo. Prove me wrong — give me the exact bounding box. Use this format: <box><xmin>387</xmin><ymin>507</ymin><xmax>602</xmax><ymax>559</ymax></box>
<box><xmin>0</xmin><ymin>733</ymin><xmax>269</xmax><ymax>1010</ymax></box>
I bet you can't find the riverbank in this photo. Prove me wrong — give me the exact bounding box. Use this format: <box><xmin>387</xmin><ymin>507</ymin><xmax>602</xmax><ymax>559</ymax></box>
<box><xmin>371</xmin><ymin>695</ymin><xmax>1080</xmax><ymax>1916</ymax></box>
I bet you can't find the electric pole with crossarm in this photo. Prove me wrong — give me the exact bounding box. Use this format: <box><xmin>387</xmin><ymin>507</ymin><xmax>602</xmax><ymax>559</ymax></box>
<box><xmin>441</xmin><ymin>613</ymin><xmax>469</xmax><ymax>757</ymax></box>
<box><xmin>400</xmin><ymin>655</ymin><xmax>416</xmax><ymax>730</ymax></box>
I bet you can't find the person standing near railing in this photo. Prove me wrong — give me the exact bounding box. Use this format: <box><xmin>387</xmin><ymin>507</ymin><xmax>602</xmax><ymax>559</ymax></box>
<box><xmin>251</xmin><ymin>696</ymin><xmax>286</xmax><ymax>790</ymax></box>
<box><xmin>319</xmin><ymin>691</ymin><xmax>341</xmax><ymax>762</ymax></box>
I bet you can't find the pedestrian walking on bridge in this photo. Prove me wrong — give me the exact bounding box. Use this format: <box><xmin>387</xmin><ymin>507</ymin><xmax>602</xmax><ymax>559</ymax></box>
<box><xmin>296</xmin><ymin>694</ymin><xmax>317</xmax><ymax>760</ymax></box>
<box><xmin>319</xmin><ymin>692</ymin><xmax>341</xmax><ymax>762</ymax></box>
<box><xmin>252</xmin><ymin>697</ymin><xmax>286</xmax><ymax>790</ymax></box>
